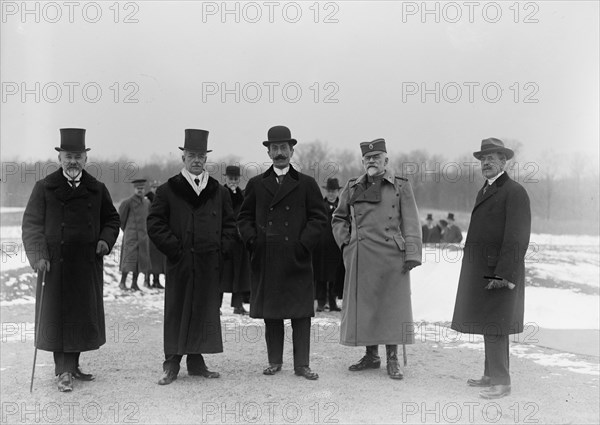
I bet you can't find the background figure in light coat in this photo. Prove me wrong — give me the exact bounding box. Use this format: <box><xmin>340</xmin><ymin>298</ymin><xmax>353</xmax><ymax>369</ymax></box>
<box><xmin>332</xmin><ymin>138</ymin><xmax>422</xmax><ymax>380</ymax></box>
<box><xmin>119</xmin><ymin>179</ymin><xmax>151</xmax><ymax>291</ymax></box>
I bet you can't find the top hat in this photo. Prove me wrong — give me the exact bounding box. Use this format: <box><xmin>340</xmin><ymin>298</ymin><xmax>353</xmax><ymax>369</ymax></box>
<box><xmin>224</xmin><ymin>165</ymin><xmax>241</xmax><ymax>177</ymax></box>
<box><xmin>447</xmin><ymin>212</ymin><xmax>455</xmax><ymax>221</ymax></box>
<box><xmin>131</xmin><ymin>179</ymin><xmax>147</xmax><ymax>186</ymax></box>
<box><xmin>473</xmin><ymin>138</ymin><xmax>514</xmax><ymax>160</ymax></box>
<box><xmin>360</xmin><ymin>138</ymin><xmax>387</xmax><ymax>156</ymax></box>
<box><xmin>263</xmin><ymin>126</ymin><xmax>297</xmax><ymax>147</ymax></box>
<box><xmin>55</xmin><ymin>128</ymin><xmax>90</xmax><ymax>152</ymax></box>
<box><xmin>426</xmin><ymin>214</ymin><xmax>433</xmax><ymax>221</ymax></box>
<box><xmin>322</xmin><ymin>178</ymin><xmax>342</xmax><ymax>190</ymax></box>
<box><xmin>179</xmin><ymin>129</ymin><xmax>212</xmax><ymax>153</ymax></box>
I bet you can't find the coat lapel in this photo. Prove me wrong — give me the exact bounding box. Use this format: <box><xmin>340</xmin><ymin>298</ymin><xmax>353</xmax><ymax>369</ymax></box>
<box><xmin>261</xmin><ymin>167</ymin><xmax>279</xmax><ymax>197</ymax></box>
<box><xmin>45</xmin><ymin>169</ymin><xmax>97</xmax><ymax>201</ymax></box>
<box><xmin>268</xmin><ymin>165</ymin><xmax>300</xmax><ymax>208</ymax></box>
<box><xmin>168</xmin><ymin>173</ymin><xmax>219</xmax><ymax>209</ymax></box>
<box><xmin>472</xmin><ymin>172</ymin><xmax>509</xmax><ymax>211</ymax></box>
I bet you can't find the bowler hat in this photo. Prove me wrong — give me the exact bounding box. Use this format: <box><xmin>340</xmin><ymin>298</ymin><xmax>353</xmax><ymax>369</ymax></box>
<box><xmin>447</xmin><ymin>212</ymin><xmax>455</xmax><ymax>221</ymax></box>
<box><xmin>473</xmin><ymin>138</ymin><xmax>514</xmax><ymax>160</ymax></box>
<box><xmin>360</xmin><ymin>138</ymin><xmax>387</xmax><ymax>156</ymax></box>
<box><xmin>322</xmin><ymin>178</ymin><xmax>342</xmax><ymax>190</ymax></box>
<box><xmin>263</xmin><ymin>125</ymin><xmax>297</xmax><ymax>147</ymax></box>
<box><xmin>55</xmin><ymin>128</ymin><xmax>90</xmax><ymax>152</ymax></box>
<box><xmin>179</xmin><ymin>129</ymin><xmax>212</xmax><ymax>153</ymax></box>
<box><xmin>224</xmin><ymin>165</ymin><xmax>241</xmax><ymax>177</ymax></box>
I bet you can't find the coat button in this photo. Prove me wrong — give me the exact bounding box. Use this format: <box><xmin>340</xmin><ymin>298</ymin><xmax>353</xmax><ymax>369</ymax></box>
<box><xmin>385</xmin><ymin>227</ymin><xmax>389</xmax><ymax>231</ymax></box>
<box><xmin>284</xmin><ymin>222</ymin><xmax>288</xmax><ymax>226</ymax></box>
<box><xmin>392</xmin><ymin>205</ymin><xmax>395</xmax><ymax>208</ymax></box>
<box><xmin>61</xmin><ymin>241</ymin><xmax>64</xmax><ymax>245</ymax></box>
<box><xmin>190</xmin><ymin>248</ymin><xmax>195</xmax><ymax>253</ymax></box>
<box><xmin>269</xmin><ymin>207</ymin><xmax>274</xmax><ymax>211</ymax></box>
<box><xmin>212</xmin><ymin>211</ymin><xmax>217</xmax><ymax>216</ymax></box>
<box><xmin>359</xmin><ymin>237</ymin><xmax>363</xmax><ymax>241</ymax></box>
<box><xmin>285</xmin><ymin>206</ymin><xmax>290</xmax><ymax>210</ymax></box>
<box><xmin>284</xmin><ymin>236</ymin><xmax>288</xmax><ymax>241</ymax></box>
<box><xmin>88</xmin><ymin>203</ymin><xmax>92</xmax><ymax>207</ymax></box>
<box><xmin>61</xmin><ymin>223</ymin><xmax>65</xmax><ymax>227</ymax></box>
<box><xmin>268</xmin><ymin>221</ymin><xmax>273</xmax><ymax>226</ymax></box>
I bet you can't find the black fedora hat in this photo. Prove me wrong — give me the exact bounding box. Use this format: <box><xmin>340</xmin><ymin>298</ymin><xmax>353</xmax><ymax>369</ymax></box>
<box><xmin>322</xmin><ymin>178</ymin><xmax>342</xmax><ymax>190</ymax></box>
<box><xmin>473</xmin><ymin>138</ymin><xmax>514</xmax><ymax>160</ymax></box>
<box><xmin>224</xmin><ymin>165</ymin><xmax>241</xmax><ymax>177</ymax></box>
<box><xmin>55</xmin><ymin>128</ymin><xmax>90</xmax><ymax>152</ymax></box>
<box><xmin>179</xmin><ymin>129</ymin><xmax>212</xmax><ymax>153</ymax></box>
<box><xmin>262</xmin><ymin>125</ymin><xmax>297</xmax><ymax>147</ymax></box>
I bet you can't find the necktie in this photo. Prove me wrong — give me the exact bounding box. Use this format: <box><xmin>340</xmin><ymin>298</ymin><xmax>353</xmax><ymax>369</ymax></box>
<box><xmin>70</xmin><ymin>180</ymin><xmax>78</xmax><ymax>189</ymax></box>
<box><xmin>277</xmin><ymin>175</ymin><xmax>284</xmax><ymax>185</ymax></box>
<box><xmin>194</xmin><ymin>178</ymin><xmax>200</xmax><ymax>186</ymax></box>
<box><xmin>483</xmin><ymin>183</ymin><xmax>489</xmax><ymax>194</ymax></box>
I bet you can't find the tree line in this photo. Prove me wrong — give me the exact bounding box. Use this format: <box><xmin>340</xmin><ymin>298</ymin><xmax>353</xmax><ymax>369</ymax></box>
<box><xmin>1</xmin><ymin>141</ymin><xmax>598</xmax><ymax>235</ymax></box>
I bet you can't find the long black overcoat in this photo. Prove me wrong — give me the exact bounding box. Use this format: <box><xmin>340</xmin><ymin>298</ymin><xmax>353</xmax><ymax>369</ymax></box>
<box><xmin>313</xmin><ymin>197</ymin><xmax>342</xmax><ymax>282</ymax></box>
<box><xmin>237</xmin><ymin>166</ymin><xmax>327</xmax><ymax>319</ymax></box>
<box><xmin>22</xmin><ymin>169</ymin><xmax>120</xmax><ymax>352</ymax></box>
<box><xmin>147</xmin><ymin>174</ymin><xmax>236</xmax><ymax>355</ymax></box>
<box><xmin>451</xmin><ymin>173</ymin><xmax>531</xmax><ymax>335</ymax></box>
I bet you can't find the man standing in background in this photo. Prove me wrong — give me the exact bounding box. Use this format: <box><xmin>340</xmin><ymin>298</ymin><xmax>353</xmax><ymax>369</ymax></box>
<box><xmin>22</xmin><ymin>128</ymin><xmax>120</xmax><ymax>392</ymax></box>
<box><xmin>220</xmin><ymin>165</ymin><xmax>251</xmax><ymax>315</ymax></box>
<box><xmin>145</xmin><ymin>180</ymin><xmax>166</xmax><ymax>289</ymax></box>
<box><xmin>118</xmin><ymin>179</ymin><xmax>151</xmax><ymax>291</ymax></box>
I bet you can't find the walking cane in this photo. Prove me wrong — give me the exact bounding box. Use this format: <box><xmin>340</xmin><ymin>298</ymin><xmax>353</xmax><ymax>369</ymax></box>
<box><xmin>402</xmin><ymin>343</ymin><xmax>407</xmax><ymax>367</ymax></box>
<box><xmin>30</xmin><ymin>269</ymin><xmax>46</xmax><ymax>393</ymax></box>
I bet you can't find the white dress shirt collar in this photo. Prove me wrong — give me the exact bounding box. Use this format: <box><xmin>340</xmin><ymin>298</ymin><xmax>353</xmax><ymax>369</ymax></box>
<box><xmin>273</xmin><ymin>165</ymin><xmax>290</xmax><ymax>176</ymax></box>
<box><xmin>487</xmin><ymin>171</ymin><xmax>505</xmax><ymax>187</ymax></box>
<box><xmin>62</xmin><ymin>169</ymin><xmax>82</xmax><ymax>187</ymax></box>
<box><xmin>181</xmin><ymin>168</ymin><xmax>208</xmax><ymax>196</ymax></box>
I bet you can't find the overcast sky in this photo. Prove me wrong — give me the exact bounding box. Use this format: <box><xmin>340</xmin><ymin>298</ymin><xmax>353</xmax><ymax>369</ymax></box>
<box><xmin>1</xmin><ymin>1</ymin><xmax>598</xmax><ymax>166</ymax></box>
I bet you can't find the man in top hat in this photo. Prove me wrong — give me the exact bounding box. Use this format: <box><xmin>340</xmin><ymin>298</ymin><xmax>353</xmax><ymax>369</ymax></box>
<box><xmin>441</xmin><ymin>212</ymin><xmax>463</xmax><ymax>244</ymax></box>
<box><xmin>144</xmin><ymin>180</ymin><xmax>166</xmax><ymax>289</ymax></box>
<box><xmin>451</xmin><ymin>138</ymin><xmax>531</xmax><ymax>399</ymax></box>
<box><xmin>332</xmin><ymin>138</ymin><xmax>422</xmax><ymax>380</ymax></box>
<box><xmin>220</xmin><ymin>165</ymin><xmax>251</xmax><ymax>315</ymax></box>
<box><xmin>147</xmin><ymin>129</ymin><xmax>237</xmax><ymax>385</ymax></box>
<box><xmin>313</xmin><ymin>177</ymin><xmax>343</xmax><ymax>312</ymax></box>
<box><xmin>22</xmin><ymin>128</ymin><xmax>120</xmax><ymax>392</ymax></box>
<box><xmin>422</xmin><ymin>213</ymin><xmax>441</xmax><ymax>244</ymax></box>
<box><xmin>118</xmin><ymin>179</ymin><xmax>152</xmax><ymax>291</ymax></box>
<box><xmin>237</xmin><ymin>125</ymin><xmax>327</xmax><ymax>380</ymax></box>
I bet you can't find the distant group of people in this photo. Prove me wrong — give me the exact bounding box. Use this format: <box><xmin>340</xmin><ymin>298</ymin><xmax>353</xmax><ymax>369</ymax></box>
<box><xmin>23</xmin><ymin>128</ymin><xmax>530</xmax><ymax>402</ymax></box>
<box><xmin>422</xmin><ymin>212</ymin><xmax>463</xmax><ymax>244</ymax></box>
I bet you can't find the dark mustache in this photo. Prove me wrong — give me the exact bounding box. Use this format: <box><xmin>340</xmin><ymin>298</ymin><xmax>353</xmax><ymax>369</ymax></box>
<box><xmin>274</xmin><ymin>155</ymin><xmax>287</xmax><ymax>160</ymax></box>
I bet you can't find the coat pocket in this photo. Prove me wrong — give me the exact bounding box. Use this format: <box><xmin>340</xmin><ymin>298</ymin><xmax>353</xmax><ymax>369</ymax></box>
<box><xmin>392</xmin><ymin>234</ymin><xmax>406</xmax><ymax>252</ymax></box>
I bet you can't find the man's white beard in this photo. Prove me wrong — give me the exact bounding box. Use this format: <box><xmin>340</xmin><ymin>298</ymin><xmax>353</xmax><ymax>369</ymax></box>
<box><xmin>227</xmin><ymin>183</ymin><xmax>238</xmax><ymax>191</ymax></box>
<box><xmin>65</xmin><ymin>167</ymin><xmax>81</xmax><ymax>180</ymax></box>
<box><xmin>367</xmin><ymin>167</ymin><xmax>379</xmax><ymax>177</ymax></box>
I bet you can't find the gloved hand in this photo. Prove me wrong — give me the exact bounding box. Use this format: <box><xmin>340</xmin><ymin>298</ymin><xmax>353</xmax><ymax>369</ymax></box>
<box><xmin>485</xmin><ymin>277</ymin><xmax>516</xmax><ymax>290</ymax></box>
<box><xmin>34</xmin><ymin>259</ymin><xmax>50</xmax><ymax>272</ymax></box>
<box><xmin>96</xmin><ymin>240</ymin><xmax>109</xmax><ymax>256</ymax></box>
<box><xmin>402</xmin><ymin>260</ymin><xmax>420</xmax><ymax>274</ymax></box>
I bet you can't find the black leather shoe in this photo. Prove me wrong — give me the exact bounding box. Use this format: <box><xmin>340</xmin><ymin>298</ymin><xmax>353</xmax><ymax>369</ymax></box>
<box><xmin>73</xmin><ymin>367</ymin><xmax>95</xmax><ymax>381</ymax></box>
<box><xmin>263</xmin><ymin>364</ymin><xmax>282</xmax><ymax>375</ymax></box>
<box><xmin>294</xmin><ymin>366</ymin><xmax>319</xmax><ymax>380</ymax></box>
<box><xmin>157</xmin><ymin>370</ymin><xmax>178</xmax><ymax>385</ymax></box>
<box><xmin>467</xmin><ymin>376</ymin><xmax>492</xmax><ymax>387</ymax></box>
<box><xmin>57</xmin><ymin>372</ymin><xmax>73</xmax><ymax>392</ymax></box>
<box><xmin>386</xmin><ymin>360</ymin><xmax>404</xmax><ymax>380</ymax></box>
<box><xmin>479</xmin><ymin>384</ymin><xmax>511</xmax><ymax>399</ymax></box>
<box><xmin>189</xmin><ymin>368</ymin><xmax>220</xmax><ymax>378</ymax></box>
<box><xmin>329</xmin><ymin>305</ymin><xmax>341</xmax><ymax>312</ymax></box>
<box><xmin>153</xmin><ymin>281</ymin><xmax>165</xmax><ymax>289</ymax></box>
<box><xmin>349</xmin><ymin>356</ymin><xmax>381</xmax><ymax>371</ymax></box>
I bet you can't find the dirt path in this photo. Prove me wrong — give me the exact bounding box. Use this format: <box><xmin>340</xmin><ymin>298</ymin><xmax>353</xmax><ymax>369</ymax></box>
<box><xmin>1</xmin><ymin>295</ymin><xmax>599</xmax><ymax>424</ymax></box>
